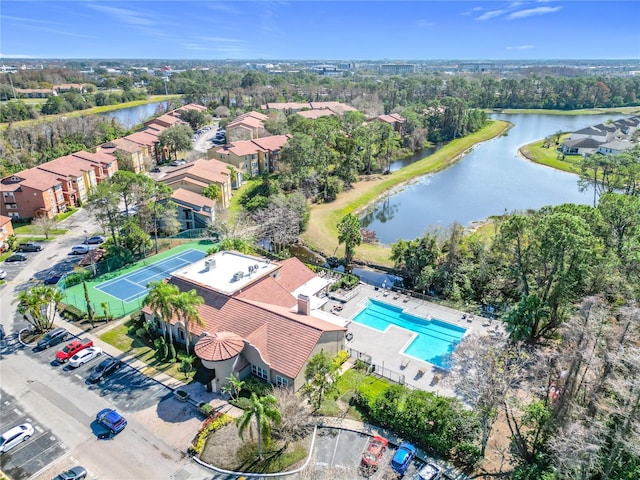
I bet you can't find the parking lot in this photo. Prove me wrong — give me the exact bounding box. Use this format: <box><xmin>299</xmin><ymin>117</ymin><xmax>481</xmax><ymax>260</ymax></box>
<box><xmin>312</xmin><ymin>428</ymin><xmax>424</xmax><ymax>479</ymax></box>
<box><xmin>0</xmin><ymin>389</ymin><xmax>67</xmax><ymax>480</ymax></box>
<box><xmin>29</xmin><ymin>338</ymin><xmax>171</xmax><ymax>415</ymax></box>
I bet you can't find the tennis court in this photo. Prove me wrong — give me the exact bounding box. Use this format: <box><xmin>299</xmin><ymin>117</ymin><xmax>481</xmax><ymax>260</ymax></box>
<box><xmin>95</xmin><ymin>248</ymin><xmax>206</xmax><ymax>302</ymax></box>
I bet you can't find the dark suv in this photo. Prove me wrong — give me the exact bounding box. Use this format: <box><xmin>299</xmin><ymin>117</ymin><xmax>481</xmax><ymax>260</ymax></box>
<box><xmin>37</xmin><ymin>328</ymin><xmax>69</xmax><ymax>350</ymax></box>
<box><xmin>16</xmin><ymin>242</ymin><xmax>43</xmax><ymax>252</ymax></box>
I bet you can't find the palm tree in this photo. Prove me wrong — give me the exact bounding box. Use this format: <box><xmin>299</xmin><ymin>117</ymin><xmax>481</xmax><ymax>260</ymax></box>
<box><xmin>17</xmin><ymin>285</ymin><xmax>62</xmax><ymax>332</ymax></box>
<box><xmin>144</xmin><ymin>281</ymin><xmax>180</xmax><ymax>347</ymax></box>
<box><xmin>175</xmin><ymin>289</ymin><xmax>204</xmax><ymax>354</ymax></box>
<box><xmin>236</xmin><ymin>393</ymin><xmax>282</xmax><ymax>460</ymax></box>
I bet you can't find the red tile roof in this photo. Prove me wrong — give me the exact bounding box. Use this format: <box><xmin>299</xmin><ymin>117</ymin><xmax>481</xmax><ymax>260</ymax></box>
<box><xmin>194</xmin><ymin>331</ymin><xmax>244</xmax><ymax>361</ymax></box>
<box><xmin>236</xmin><ymin>276</ymin><xmax>297</xmax><ymax>308</ymax></box>
<box><xmin>72</xmin><ymin>151</ymin><xmax>116</xmax><ymax>166</ymax></box>
<box><xmin>297</xmin><ymin>109</ymin><xmax>335</xmax><ymax>120</ymax></box>
<box><xmin>171</xmin><ymin>188</ymin><xmax>216</xmax><ymax>210</ymax></box>
<box><xmin>125</xmin><ymin>130</ymin><xmax>161</xmax><ymax>147</ymax></box>
<box><xmin>218</xmin><ymin>140</ymin><xmax>265</xmax><ymax>157</ymax></box>
<box><xmin>13</xmin><ymin>168</ymin><xmax>61</xmax><ymax>192</ymax></box>
<box><xmin>155</xmin><ymin>273</ymin><xmax>345</xmax><ymax>379</ymax></box>
<box><xmin>37</xmin><ymin>155</ymin><xmax>93</xmax><ymax>179</ymax></box>
<box><xmin>275</xmin><ymin>257</ymin><xmax>318</xmax><ymax>291</ymax></box>
<box><xmin>111</xmin><ymin>137</ymin><xmax>144</xmax><ymax>153</ymax></box>
<box><xmin>161</xmin><ymin>158</ymin><xmax>230</xmax><ymax>185</ymax></box>
<box><xmin>250</xmin><ymin>135</ymin><xmax>291</xmax><ymax>152</ymax></box>
<box><xmin>0</xmin><ymin>215</ymin><xmax>12</xmax><ymax>227</ymax></box>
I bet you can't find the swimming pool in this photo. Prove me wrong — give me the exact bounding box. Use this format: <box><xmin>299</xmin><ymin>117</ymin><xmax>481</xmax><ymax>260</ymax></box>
<box><xmin>352</xmin><ymin>299</ymin><xmax>467</xmax><ymax>368</ymax></box>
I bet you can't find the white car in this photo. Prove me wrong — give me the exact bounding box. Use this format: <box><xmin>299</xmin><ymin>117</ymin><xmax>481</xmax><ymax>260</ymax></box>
<box><xmin>71</xmin><ymin>245</ymin><xmax>90</xmax><ymax>255</ymax></box>
<box><xmin>0</xmin><ymin>423</ymin><xmax>34</xmax><ymax>453</ymax></box>
<box><xmin>69</xmin><ymin>346</ymin><xmax>103</xmax><ymax>368</ymax></box>
<box><xmin>0</xmin><ymin>269</ymin><xmax>6</xmax><ymax>280</ymax></box>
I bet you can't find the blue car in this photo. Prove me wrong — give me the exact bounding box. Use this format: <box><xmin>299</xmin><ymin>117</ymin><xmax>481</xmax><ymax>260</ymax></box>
<box><xmin>96</xmin><ymin>408</ymin><xmax>127</xmax><ymax>434</ymax></box>
<box><xmin>391</xmin><ymin>442</ymin><xmax>417</xmax><ymax>476</ymax></box>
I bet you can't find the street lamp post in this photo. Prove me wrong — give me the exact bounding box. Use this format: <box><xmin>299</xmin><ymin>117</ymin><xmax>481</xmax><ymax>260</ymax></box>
<box><xmin>84</xmin><ymin>230</ymin><xmax>88</xmax><ymax>244</ymax></box>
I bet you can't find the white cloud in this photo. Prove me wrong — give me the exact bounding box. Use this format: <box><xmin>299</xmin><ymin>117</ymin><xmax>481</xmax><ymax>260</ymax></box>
<box><xmin>506</xmin><ymin>45</ymin><xmax>534</xmax><ymax>50</ymax></box>
<box><xmin>87</xmin><ymin>5</ymin><xmax>155</xmax><ymax>26</ymax></box>
<box><xmin>508</xmin><ymin>6</ymin><xmax>562</xmax><ymax>19</ymax></box>
<box><xmin>476</xmin><ymin>9</ymin><xmax>507</xmax><ymax>21</ymax></box>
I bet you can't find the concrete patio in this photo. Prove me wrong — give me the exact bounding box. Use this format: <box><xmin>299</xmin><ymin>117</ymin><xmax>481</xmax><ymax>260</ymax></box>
<box><xmin>318</xmin><ymin>283</ymin><xmax>505</xmax><ymax>393</ymax></box>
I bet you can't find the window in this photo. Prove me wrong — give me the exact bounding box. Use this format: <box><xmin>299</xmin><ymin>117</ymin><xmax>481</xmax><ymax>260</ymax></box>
<box><xmin>276</xmin><ymin>375</ymin><xmax>289</xmax><ymax>387</ymax></box>
<box><xmin>251</xmin><ymin>365</ymin><xmax>268</xmax><ymax>380</ymax></box>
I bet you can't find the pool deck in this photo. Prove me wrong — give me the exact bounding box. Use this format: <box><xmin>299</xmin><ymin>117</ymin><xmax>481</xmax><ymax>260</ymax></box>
<box><xmin>319</xmin><ymin>284</ymin><xmax>506</xmax><ymax>394</ymax></box>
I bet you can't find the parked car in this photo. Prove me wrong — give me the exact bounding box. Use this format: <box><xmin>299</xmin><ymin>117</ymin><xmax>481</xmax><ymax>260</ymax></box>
<box><xmin>169</xmin><ymin>160</ymin><xmax>186</xmax><ymax>167</ymax></box>
<box><xmin>88</xmin><ymin>357</ymin><xmax>121</xmax><ymax>383</ymax></box>
<box><xmin>391</xmin><ymin>442</ymin><xmax>417</xmax><ymax>476</ymax></box>
<box><xmin>53</xmin><ymin>466</ymin><xmax>87</xmax><ymax>480</ymax></box>
<box><xmin>84</xmin><ymin>236</ymin><xmax>105</xmax><ymax>245</ymax></box>
<box><xmin>0</xmin><ymin>423</ymin><xmax>34</xmax><ymax>453</ymax></box>
<box><xmin>16</xmin><ymin>242</ymin><xmax>43</xmax><ymax>252</ymax></box>
<box><xmin>56</xmin><ymin>338</ymin><xmax>94</xmax><ymax>363</ymax></box>
<box><xmin>44</xmin><ymin>274</ymin><xmax>62</xmax><ymax>285</ymax></box>
<box><xmin>0</xmin><ymin>324</ymin><xmax>5</xmax><ymax>341</ymax></box>
<box><xmin>361</xmin><ymin>435</ymin><xmax>389</xmax><ymax>473</ymax></box>
<box><xmin>5</xmin><ymin>253</ymin><xmax>27</xmax><ymax>262</ymax></box>
<box><xmin>412</xmin><ymin>463</ymin><xmax>443</xmax><ymax>480</ymax></box>
<box><xmin>150</xmin><ymin>166</ymin><xmax>161</xmax><ymax>173</ymax></box>
<box><xmin>0</xmin><ymin>269</ymin><xmax>6</xmax><ymax>280</ymax></box>
<box><xmin>96</xmin><ymin>408</ymin><xmax>127</xmax><ymax>434</ymax></box>
<box><xmin>70</xmin><ymin>245</ymin><xmax>90</xmax><ymax>255</ymax></box>
<box><xmin>69</xmin><ymin>346</ymin><xmax>103</xmax><ymax>368</ymax></box>
<box><xmin>37</xmin><ymin>327</ymin><xmax>69</xmax><ymax>350</ymax></box>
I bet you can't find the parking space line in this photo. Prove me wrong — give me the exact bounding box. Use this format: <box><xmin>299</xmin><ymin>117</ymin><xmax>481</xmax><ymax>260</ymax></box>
<box><xmin>330</xmin><ymin>430</ymin><xmax>341</xmax><ymax>466</ymax></box>
<box><xmin>13</xmin><ymin>407</ymin><xmax>23</xmax><ymax>415</ymax></box>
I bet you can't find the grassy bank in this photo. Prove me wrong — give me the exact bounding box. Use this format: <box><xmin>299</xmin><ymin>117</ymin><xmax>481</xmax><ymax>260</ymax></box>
<box><xmin>301</xmin><ymin>120</ymin><xmax>511</xmax><ymax>267</ymax></box>
<box><xmin>491</xmin><ymin>106</ymin><xmax>640</xmax><ymax>116</ymax></box>
<box><xmin>1</xmin><ymin>95</ymin><xmax>181</xmax><ymax>130</ymax></box>
<box><xmin>519</xmin><ymin>136</ymin><xmax>584</xmax><ymax>174</ymax></box>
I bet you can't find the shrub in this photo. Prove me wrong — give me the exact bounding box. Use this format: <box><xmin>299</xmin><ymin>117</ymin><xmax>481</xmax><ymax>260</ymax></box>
<box><xmin>168</xmin><ymin>343</ymin><xmax>177</xmax><ymax>362</ymax></box>
<box><xmin>135</xmin><ymin>327</ymin><xmax>147</xmax><ymax>339</ymax></box>
<box><xmin>63</xmin><ymin>270</ymin><xmax>91</xmax><ymax>288</ymax></box>
<box><xmin>242</xmin><ymin>376</ymin><xmax>273</xmax><ymax>397</ymax></box>
<box><xmin>60</xmin><ymin>303</ymin><xmax>87</xmax><ymax>321</ymax></box>
<box><xmin>353</xmin><ymin>359</ymin><xmax>369</xmax><ymax>371</ymax></box>
<box><xmin>188</xmin><ymin>413</ymin><xmax>232</xmax><ymax>456</ymax></box>
<box><xmin>330</xmin><ymin>274</ymin><xmax>359</xmax><ymax>291</ymax></box>
<box><xmin>332</xmin><ymin>350</ymin><xmax>349</xmax><ymax>369</ymax></box>
<box><xmin>198</xmin><ymin>403</ymin><xmax>214</xmax><ymax>417</ymax></box>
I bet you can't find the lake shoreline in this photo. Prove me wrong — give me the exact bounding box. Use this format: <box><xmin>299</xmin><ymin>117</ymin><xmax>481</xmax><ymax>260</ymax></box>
<box><xmin>0</xmin><ymin>95</ymin><xmax>180</xmax><ymax>130</ymax></box>
<box><xmin>301</xmin><ymin>120</ymin><xmax>512</xmax><ymax>267</ymax></box>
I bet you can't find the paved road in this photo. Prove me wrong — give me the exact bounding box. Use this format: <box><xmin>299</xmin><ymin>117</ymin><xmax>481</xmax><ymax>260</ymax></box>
<box><xmin>0</xmin><ymin>209</ymin><xmax>214</xmax><ymax>480</ymax></box>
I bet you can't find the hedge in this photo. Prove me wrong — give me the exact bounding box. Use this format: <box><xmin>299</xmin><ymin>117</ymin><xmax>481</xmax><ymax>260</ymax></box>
<box><xmin>189</xmin><ymin>413</ymin><xmax>233</xmax><ymax>456</ymax></box>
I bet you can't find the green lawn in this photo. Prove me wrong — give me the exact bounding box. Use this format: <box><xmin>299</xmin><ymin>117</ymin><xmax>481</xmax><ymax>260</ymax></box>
<box><xmin>519</xmin><ymin>135</ymin><xmax>583</xmax><ymax>174</ymax></box>
<box><xmin>99</xmin><ymin>320</ymin><xmax>194</xmax><ymax>382</ymax></box>
<box><xmin>60</xmin><ymin>241</ymin><xmax>214</xmax><ymax>319</ymax></box>
<box><xmin>12</xmin><ymin>224</ymin><xmax>68</xmax><ymax>236</ymax></box>
<box><xmin>316</xmin><ymin>369</ymin><xmax>391</xmax><ymax>419</ymax></box>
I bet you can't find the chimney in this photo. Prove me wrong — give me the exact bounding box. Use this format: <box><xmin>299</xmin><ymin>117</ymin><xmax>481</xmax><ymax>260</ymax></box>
<box><xmin>205</xmin><ymin>258</ymin><xmax>216</xmax><ymax>271</ymax></box>
<box><xmin>297</xmin><ymin>294</ymin><xmax>311</xmax><ymax>316</ymax></box>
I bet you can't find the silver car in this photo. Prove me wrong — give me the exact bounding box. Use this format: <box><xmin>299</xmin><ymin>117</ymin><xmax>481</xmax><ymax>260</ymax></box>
<box><xmin>69</xmin><ymin>346</ymin><xmax>103</xmax><ymax>368</ymax></box>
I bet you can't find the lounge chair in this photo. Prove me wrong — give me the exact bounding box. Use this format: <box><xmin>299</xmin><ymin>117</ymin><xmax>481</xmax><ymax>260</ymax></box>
<box><xmin>400</xmin><ymin>359</ymin><xmax>410</xmax><ymax>370</ymax></box>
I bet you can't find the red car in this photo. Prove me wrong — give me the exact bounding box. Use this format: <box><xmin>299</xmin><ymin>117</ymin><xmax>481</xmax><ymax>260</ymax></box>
<box><xmin>55</xmin><ymin>338</ymin><xmax>93</xmax><ymax>363</ymax></box>
<box><xmin>361</xmin><ymin>435</ymin><xmax>389</xmax><ymax>472</ymax></box>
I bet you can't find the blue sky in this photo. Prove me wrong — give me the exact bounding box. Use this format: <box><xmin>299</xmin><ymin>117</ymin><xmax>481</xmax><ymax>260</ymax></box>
<box><xmin>1</xmin><ymin>1</ymin><xmax>638</xmax><ymax>60</ymax></box>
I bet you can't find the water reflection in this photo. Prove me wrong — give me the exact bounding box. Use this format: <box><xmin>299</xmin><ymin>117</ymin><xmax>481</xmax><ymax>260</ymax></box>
<box><xmin>361</xmin><ymin>113</ymin><xmax>627</xmax><ymax>245</ymax></box>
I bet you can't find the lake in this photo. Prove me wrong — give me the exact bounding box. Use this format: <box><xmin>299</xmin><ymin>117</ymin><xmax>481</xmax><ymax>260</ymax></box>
<box><xmin>99</xmin><ymin>100</ymin><xmax>169</xmax><ymax>129</ymax></box>
<box><xmin>361</xmin><ymin>113</ymin><xmax>628</xmax><ymax>245</ymax></box>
